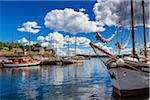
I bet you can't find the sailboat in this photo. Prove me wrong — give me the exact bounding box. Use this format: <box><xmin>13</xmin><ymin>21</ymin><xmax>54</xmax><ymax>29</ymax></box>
<box><xmin>2</xmin><ymin>32</ymin><xmax>41</xmax><ymax>68</ymax></box>
<box><xmin>62</xmin><ymin>36</ymin><xmax>84</xmax><ymax>65</ymax></box>
<box><xmin>89</xmin><ymin>0</ymin><xmax>149</xmax><ymax>97</ymax></box>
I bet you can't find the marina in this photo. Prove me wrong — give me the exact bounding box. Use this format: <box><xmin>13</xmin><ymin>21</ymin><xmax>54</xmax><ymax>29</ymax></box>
<box><xmin>0</xmin><ymin>58</ymin><xmax>113</xmax><ymax>100</ymax></box>
<box><xmin>89</xmin><ymin>0</ymin><xmax>150</xmax><ymax>97</ymax></box>
<box><xmin>0</xmin><ymin>0</ymin><xmax>150</xmax><ymax>99</ymax></box>
<box><xmin>0</xmin><ymin>58</ymin><xmax>148</xmax><ymax>100</ymax></box>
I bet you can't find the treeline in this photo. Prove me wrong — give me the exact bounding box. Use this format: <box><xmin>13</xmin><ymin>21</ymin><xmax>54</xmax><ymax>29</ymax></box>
<box><xmin>0</xmin><ymin>42</ymin><xmax>41</xmax><ymax>51</ymax></box>
<box><xmin>0</xmin><ymin>42</ymin><xmax>56</xmax><ymax>56</ymax></box>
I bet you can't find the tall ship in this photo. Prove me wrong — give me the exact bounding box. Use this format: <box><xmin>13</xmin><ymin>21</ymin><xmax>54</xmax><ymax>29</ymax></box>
<box><xmin>89</xmin><ymin>0</ymin><xmax>149</xmax><ymax>97</ymax></box>
<box><xmin>62</xmin><ymin>36</ymin><xmax>84</xmax><ymax>65</ymax></box>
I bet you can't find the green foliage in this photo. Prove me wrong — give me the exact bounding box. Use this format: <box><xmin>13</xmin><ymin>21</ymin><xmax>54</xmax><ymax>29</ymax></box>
<box><xmin>0</xmin><ymin>42</ymin><xmax>3</xmax><ymax>49</ymax></box>
<box><xmin>0</xmin><ymin>42</ymin><xmax>42</xmax><ymax>50</ymax></box>
<box><xmin>33</xmin><ymin>43</ymin><xmax>41</xmax><ymax>47</ymax></box>
<box><xmin>0</xmin><ymin>42</ymin><xmax>57</xmax><ymax>57</ymax></box>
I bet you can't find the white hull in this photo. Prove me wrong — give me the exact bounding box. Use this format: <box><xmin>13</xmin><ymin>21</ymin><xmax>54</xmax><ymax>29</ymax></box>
<box><xmin>108</xmin><ymin>67</ymin><xmax>149</xmax><ymax>96</ymax></box>
<box><xmin>3</xmin><ymin>61</ymin><xmax>41</xmax><ymax>67</ymax></box>
<box><xmin>63</xmin><ymin>59</ymin><xmax>83</xmax><ymax>63</ymax></box>
<box><xmin>62</xmin><ymin>59</ymin><xmax>83</xmax><ymax>65</ymax></box>
<box><xmin>109</xmin><ymin>67</ymin><xmax>149</xmax><ymax>90</ymax></box>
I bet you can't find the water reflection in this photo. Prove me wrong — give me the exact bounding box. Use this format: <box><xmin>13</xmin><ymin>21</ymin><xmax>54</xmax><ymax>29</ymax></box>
<box><xmin>0</xmin><ymin>58</ymin><xmax>112</xmax><ymax>100</ymax></box>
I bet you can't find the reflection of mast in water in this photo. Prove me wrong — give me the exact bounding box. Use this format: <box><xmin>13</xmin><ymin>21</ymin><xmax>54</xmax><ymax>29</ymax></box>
<box><xmin>8</xmin><ymin>69</ymin><xmax>13</xmax><ymax>97</ymax></box>
<box><xmin>53</xmin><ymin>66</ymin><xmax>64</xmax><ymax>85</ymax></box>
<box><xmin>74</xmin><ymin>65</ymin><xmax>77</xmax><ymax>80</ymax></box>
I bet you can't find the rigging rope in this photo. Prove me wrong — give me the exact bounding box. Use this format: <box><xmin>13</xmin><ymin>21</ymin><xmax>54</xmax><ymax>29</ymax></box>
<box><xmin>95</xmin><ymin>26</ymin><xmax>120</xmax><ymax>44</ymax></box>
<box><xmin>115</xmin><ymin>30</ymin><xmax>131</xmax><ymax>50</ymax></box>
<box><xmin>91</xmin><ymin>44</ymin><xmax>105</xmax><ymax>64</ymax></box>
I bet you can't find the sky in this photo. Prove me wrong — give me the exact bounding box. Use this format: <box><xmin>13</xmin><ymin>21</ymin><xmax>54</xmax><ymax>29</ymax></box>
<box><xmin>0</xmin><ymin>0</ymin><xmax>149</xmax><ymax>55</ymax></box>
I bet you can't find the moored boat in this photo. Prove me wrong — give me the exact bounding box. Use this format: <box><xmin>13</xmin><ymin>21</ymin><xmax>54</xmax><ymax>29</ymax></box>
<box><xmin>2</xmin><ymin>57</ymin><xmax>41</xmax><ymax>68</ymax></box>
<box><xmin>62</xmin><ymin>56</ymin><xmax>84</xmax><ymax>65</ymax></box>
<box><xmin>89</xmin><ymin>0</ymin><xmax>150</xmax><ymax>97</ymax></box>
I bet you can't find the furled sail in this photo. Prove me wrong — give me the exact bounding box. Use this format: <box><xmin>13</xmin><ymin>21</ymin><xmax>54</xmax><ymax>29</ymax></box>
<box><xmin>115</xmin><ymin>30</ymin><xmax>131</xmax><ymax>50</ymax></box>
<box><xmin>95</xmin><ymin>27</ymin><xmax>120</xmax><ymax>43</ymax></box>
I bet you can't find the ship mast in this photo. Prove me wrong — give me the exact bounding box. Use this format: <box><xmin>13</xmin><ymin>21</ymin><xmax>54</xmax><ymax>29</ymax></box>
<box><xmin>67</xmin><ymin>36</ymin><xmax>70</xmax><ymax>56</ymax></box>
<box><xmin>28</xmin><ymin>33</ymin><xmax>31</xmax><ymax>55</ymax></box>
<box><xmin>131</xmin><ymin>0</ymin><xmax>136</xmax><ymax>55</ymax></box>
<box><xmin>75</xmin><ymin>36</ymin><xmax>77</xmax><ymax>56</ymax></box>
<box><xmin>142</xmin><ymin>0</ymin><xmax>147</xmax><ymax>57</ymax></box>
<box><xmin>12</xmin><ymin>33</ymin><xmax>14</xmax><ymax>54</ymax></box>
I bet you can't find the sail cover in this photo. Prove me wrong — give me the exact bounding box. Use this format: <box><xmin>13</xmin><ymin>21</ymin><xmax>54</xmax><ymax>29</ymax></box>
<box><xmin>95</xmin><ymin>27</ymin><xmax>120</xmax><ymax>43</ymax></box>
<box><xmin>115</xmin><ymin>30</ymin><xmax>131</xmax><ymax>50</ymax></box>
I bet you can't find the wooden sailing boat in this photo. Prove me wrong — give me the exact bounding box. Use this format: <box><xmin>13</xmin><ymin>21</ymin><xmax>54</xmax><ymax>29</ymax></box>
<box><xmin>62</xmin><ymin>36</ymin><xmax>84</xmax><ymax>65</ymax></box>
<box><xmin>3</xmin><ymin>32</ymin><xmax>41</xmax><ymax>68</ymax></box>
<box><xmin>89</xmin><ymin>0</ymin><xmax>149</xmax><ymax>97</ymax></box>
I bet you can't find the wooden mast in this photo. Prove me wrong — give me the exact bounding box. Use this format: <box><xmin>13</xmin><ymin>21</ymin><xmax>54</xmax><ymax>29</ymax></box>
<box><xmin>142</xmin><ymin>0</ymin><xmax>147</xmax><ymax>57</ymax></box>
<box><xmin>67</xmin><ymin>36</ymin><xmax>70</xmax><ymax>56</ymax></box>
<box><xmin>75</xmin><ymin>36</ymin><xmax>77</xmax><ymax>56</ymax></box>
<box><xmin>12</xmin><ymin>33</ymin><xmax>14</xmax><ymax>54</ymax></box>
<box><xmin>28</xmin><ymin>33</ymin><xmax>31</xmax><ymax>55</ymax></box>
<box><xmin>131</xmin><ymin>0</ymin><xmax>136</xmax><ymax>55</ymax></box>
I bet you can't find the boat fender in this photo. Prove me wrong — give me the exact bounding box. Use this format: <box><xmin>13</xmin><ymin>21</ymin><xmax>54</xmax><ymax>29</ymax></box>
<box><xmin>116</xmin><ymin>59</ymin><xmax>125</xmax><ymax>66</ymax></box>
<box><xmin>111</xmin><ymin>62</ymin><xmax>117</xmax><ymax>67</ymax></box>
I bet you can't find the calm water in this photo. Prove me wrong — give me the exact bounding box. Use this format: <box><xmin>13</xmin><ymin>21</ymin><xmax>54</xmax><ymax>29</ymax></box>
<box><xmin>0</xmin><ymin>58</ymin><xmax>114</xmax><ymax>100</ymax></box>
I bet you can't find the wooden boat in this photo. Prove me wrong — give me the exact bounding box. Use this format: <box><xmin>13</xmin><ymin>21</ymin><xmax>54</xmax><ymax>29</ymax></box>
<box><xmin>2</xmin><ymin>57</ymin><xmax>41</xmax><ymax>68</ymax></box>
<box><xmin>62</xmin><ymin>56</ymin><xmax>84</xmax><ymax>65</ymax></box>
<box><xmin>89</xmin><ymin>0</ymin><xmax>150</xmax><ymax>97</ymax></box>
<box><xmin>3</xmin><ymin>61</ymin><xmax>41</xmax><ymax>67</ymax></box>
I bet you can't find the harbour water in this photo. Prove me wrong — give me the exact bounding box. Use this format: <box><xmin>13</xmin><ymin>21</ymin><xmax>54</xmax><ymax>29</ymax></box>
<box><xmin>0</xmin><ymin>58</ymin><xmax>148</xmax><ymax>100</ymax></box>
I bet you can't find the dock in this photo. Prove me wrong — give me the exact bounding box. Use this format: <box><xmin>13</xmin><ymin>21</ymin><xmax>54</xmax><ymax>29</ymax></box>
<box><xmin>40</xmin><ymin>60</ymin><xmax>62</xmax><ymax>65</ymax></box>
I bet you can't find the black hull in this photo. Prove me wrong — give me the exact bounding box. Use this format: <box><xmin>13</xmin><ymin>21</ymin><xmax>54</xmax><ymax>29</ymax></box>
<box><xmin>113</xmin><ymin>86</ymin><xmax>150</xmax><ymax>98</ymax></box>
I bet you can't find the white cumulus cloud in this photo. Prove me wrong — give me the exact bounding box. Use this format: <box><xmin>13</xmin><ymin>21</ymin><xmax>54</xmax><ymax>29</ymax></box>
<box><xmin>37</xmin><ymin>36</ymin><xmax>45</xmax><ymax>41</ymax></box>
<box><xmin>37</xmin><ymin>32</ymin><xmax>91</xmax><ymax>55</ymax></box>
<box><xmin>95</xmin><ymin>42</ymin><xmax>113</xmax><ymax>52</ymax></box>
<box><xmin>79</xmin><ymin>8</ymin><xmax>86</xmax><ymax>12</ymax></box>
<box><xmin>93</xmin><ymin>0</ymin><xmax>150</xmax><ymax>27</ymax></box>
<box><xmin>64</xmin><ymin>35</ymin><xmax>91</xmax><ymax>47</ymax></box>
<box><xmin>18</xmin><ymin>37</ymin><xmax>28</xmax><ymax>43</ymax></box>
<box><xmin>44</xmin><ymin>8</ymin><xmax>105</xmax><ymax>34</ymax></box>
<box><xmin>37</xmin><ymin>32</ymin><xmax>64</xmax><ymax>48</ymax></box>
<box><xmin>17</xmin><ymin>21</ymin><xmax>41</xmax><ymax>34</ymax></box>
<box><xmin>47</xmin><ymin>32</ymin><xmax>64</xmax><ymax>43</ymax></box>
<box><xmin>41</xmin><ymin>42</ymin><xmax>49</xmax><ymax>47</ymax></box>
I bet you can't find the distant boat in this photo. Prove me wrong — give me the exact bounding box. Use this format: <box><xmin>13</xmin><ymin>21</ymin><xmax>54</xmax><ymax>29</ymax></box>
<box><xmin>2</xmin><ymin>57</ymin><xmax>41</xmax><ymax>67</ymax></box>
<box><xmin>62</xmin><ymin>36</ymin><xmax>84</xmax><ymax>65</ymax></box>
<box><xmin>62</xmin><ymin>56</ymin><xmax>84</xmax><ymax>65</ymax></box>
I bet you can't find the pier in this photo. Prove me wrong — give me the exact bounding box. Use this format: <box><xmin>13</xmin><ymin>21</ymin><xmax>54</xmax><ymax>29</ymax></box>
<box><xmin>40</xmin><ymin>60</ymin><xmax>62</xmax><ymax>65</ymax></box>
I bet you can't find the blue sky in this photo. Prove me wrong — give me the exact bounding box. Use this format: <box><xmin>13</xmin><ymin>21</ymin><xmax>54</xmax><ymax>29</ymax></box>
<box><xmin>0</xmin><ymin>0</ymin><xmax>149</xmax><ymax>55</ymax></box>
<box><xmin>0</xmin><ymin>1</ymin><xmax>97</xmax><ymax>42</ymax></box>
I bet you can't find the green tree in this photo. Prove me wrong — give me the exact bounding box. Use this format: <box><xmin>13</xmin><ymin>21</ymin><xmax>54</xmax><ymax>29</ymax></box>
<box><xmin>34</xmin><ymin>43</ymin><xmax>41</xmax><ymax>47</ymax></box>
<box><xmin>0</xmin><ymin>42</ymin><xmax>3</xmax><ymax>49</ymax></box>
